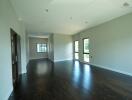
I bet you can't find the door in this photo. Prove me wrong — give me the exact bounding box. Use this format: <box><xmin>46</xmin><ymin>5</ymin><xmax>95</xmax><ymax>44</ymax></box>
<box><xmin>83</xmin><ymin>38</ymin><xmax>90</xmax><ymax>63</ymax></box>
<box><xmin>74</xmin><ymin>40</ymin><xmax>79</xmax><ymax>60</ymax></box>
<box><xmin>17</xmin><ymin>35</ymin><xmax>21</xmax><ymax>76</ymax></box>
<box><xmin>10</xmin><ymin>29</ymin><xmax>21</xmax><ymax>88</ymax></box>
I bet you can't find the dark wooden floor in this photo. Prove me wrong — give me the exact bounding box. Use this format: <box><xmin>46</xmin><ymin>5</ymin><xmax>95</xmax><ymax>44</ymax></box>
<box><xmin>9</xmin><ymin>59</ymin><xmax>132</xmax><ymax>100</ymax></box>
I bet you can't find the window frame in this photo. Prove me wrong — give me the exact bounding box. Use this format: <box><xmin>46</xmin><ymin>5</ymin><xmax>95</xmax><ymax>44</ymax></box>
<box><xmin>83</xmin><ymin>38</ymin><xmax>90</xmax><ymax>62</ymax></box>
<box><xmin>74</xmin><ymin>40</ymin><xmax>79</xmax><ymax>60</ymax></box>
<box><xmin>37</xmin><ymin>43</ymin><xmax>47</xmax><ymax>53</ymax></box>
<box><xmin>83</xmin><ymin>38</ymin><xmax>89</xmax><ymax>54</ymax></box>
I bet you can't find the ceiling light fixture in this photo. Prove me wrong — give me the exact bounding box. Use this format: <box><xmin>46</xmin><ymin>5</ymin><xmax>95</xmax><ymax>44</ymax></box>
<box><xmin>45</xmin><ymin>9</ymin><xmax>49</xmax><ymax>12</ymax></box>
<box><xmin>123</xmin><ymin>2</ymin><xmax>130</xmax><ymax>7</ymax></box>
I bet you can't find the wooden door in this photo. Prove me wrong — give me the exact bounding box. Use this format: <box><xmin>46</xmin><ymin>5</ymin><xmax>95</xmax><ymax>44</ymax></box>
<box><xmin>17</xmin><ymin>35</ymin><xmax>21</xmax><ymax>76</ymax></box>
<box><xmin>10</xmin><ymin>29</ymin><xmax>20</xmax><ymax>88</ymax></box>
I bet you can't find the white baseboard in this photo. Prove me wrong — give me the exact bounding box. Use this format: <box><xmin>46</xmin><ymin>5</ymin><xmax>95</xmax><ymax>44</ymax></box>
<box><xmin>54</xmin><ymin>59</ymin><xmax>73</xmax><ymax>62</ymax></box>
<box><xmin>89</xmin><ymin>63</ymin><xmax>132</xmax><ymax>77</ymax></box>
<box><xmin>76</xmin><ymin>58</ymin><xmax>132</xmax><ymax>76</ymax></box>
<box><xmin>29</xmin><ymin>57</ymin><xmax>48</xmax><ymax>60</ymax></box>
<box><xmin>70</xmin><ymin>59</ymin><xmax>132</xmax><ymax>77</ymax></box>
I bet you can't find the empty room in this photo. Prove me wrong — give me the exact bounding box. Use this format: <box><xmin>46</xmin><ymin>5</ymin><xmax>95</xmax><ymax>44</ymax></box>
<box><xmin>1</xmin><ymin>0</ymin><xmax>132</xmax><ymax>100</ymax></box>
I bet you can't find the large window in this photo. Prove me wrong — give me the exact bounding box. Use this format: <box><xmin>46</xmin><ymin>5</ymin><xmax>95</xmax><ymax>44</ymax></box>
<box><xmin>74</xmin><ymin>41</ymin><xmax>79</xmax><ymax>59</ymax></box>
<box><xmin>83</xmin><ymin>39</ymin><xmax>89</xmax><ymax>62</ymax></box>
<box><xmin>37</xmin><ymin>43</ymin><xmax>47</xmax><ymax>53</ymax></box>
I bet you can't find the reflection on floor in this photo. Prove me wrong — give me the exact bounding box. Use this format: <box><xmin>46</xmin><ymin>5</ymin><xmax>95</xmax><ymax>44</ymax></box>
<box><xmin>9</xmin><ymin>59</ymin><xmax>132</xmax><ymax>100</ymax></box>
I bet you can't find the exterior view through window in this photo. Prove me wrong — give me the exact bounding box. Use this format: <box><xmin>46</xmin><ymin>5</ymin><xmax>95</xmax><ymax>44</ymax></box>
<box><xmin>37</xmin><ymin>43</ymin><xmax>47</xmax><ymax>53</ymax></box>
<box><xmin>74</xmin><ymin>41</ymin><xmax>79</xmax><ymax>59</ymax></box>
<box><xmin>83</xmin><ymin>39</ymin><xmax>90</xmax><ymax>62</ymax></box>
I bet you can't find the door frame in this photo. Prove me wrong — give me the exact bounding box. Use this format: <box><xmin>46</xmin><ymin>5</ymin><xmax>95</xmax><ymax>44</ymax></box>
<box><xmin>10</xmin><ymin>28</ymin><xmax>21</xmax><ymax>89</ymax></box>
<box><xmin>74</xmin><ymin>40</ymin><xmax>79</xmax><ymax>60</ymax></box>
<box><xmin>83</xmin><ymin>38</ymin><xmax>90</xmax><ymax>63</ymax></box>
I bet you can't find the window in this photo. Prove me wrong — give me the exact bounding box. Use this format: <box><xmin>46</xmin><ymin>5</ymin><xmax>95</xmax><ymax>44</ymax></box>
<box><xmin>37</xmin><ymin>44</ymin><xmax>47</xmax><ymax>53</ymax></box>
<box><xmin>83</xmin><ymin>39</ymin><xmax>89</xmax><ymax>62</ymax></box>
<box><xmin>74</xmin><ymin>41</ymin><xmax>79</xmax><ymax>59</ymax></box>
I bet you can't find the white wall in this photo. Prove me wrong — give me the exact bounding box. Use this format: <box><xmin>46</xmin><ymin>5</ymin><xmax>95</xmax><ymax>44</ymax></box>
<box><xmin>48</xmin><ymin>34</ymin><xmax>73</xmax><ymax>62</ymax></box>
<box><xmin>48</xmin><ymin>34</ymin><xmax>54</xmax><ymax>61</ymax></box>
<box><xmin>26</xmin><ymin>32</ymin><xmax>29</xmax><ymax>63</ymax></box>
<box><xmin>29</xmin><ymin>37</ymin><xmax>48</xmax><ymax>60</ymax></box>
<box><xmin>54</xmin><ymin>34</ymin><xmax>73</xmax><ymax>62</ymax></box>
<box><xmin>19</xmin><ymin>22</ymin><xmax>27</xmax><ymax>73</ymax></box>
<box><xmin>0</xmin><ymin>0</ymin><xmax>27</xmax><ymax>100</ymax></box>
<box><xmin>73</xmin><ymin>12</ymin><xmax>132</xmax><ymax>76</ymax></box>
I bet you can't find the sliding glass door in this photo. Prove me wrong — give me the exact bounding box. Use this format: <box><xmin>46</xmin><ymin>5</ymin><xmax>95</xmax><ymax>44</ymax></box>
<box><xmin>74</xmin><ymin>41</ymin><xmax>79</xmax><ymax>60</ymax></box>
<box><xmin>83</xmin><ymin>38</ymin><xmax>90</xmax><ymax>62</ymax></box>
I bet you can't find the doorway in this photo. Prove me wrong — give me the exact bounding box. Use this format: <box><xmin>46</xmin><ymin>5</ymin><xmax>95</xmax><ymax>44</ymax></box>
<box><xmin>10</xmin><ymin>29</ymin><xmax>21</xmax><ymax>89</ymax></box>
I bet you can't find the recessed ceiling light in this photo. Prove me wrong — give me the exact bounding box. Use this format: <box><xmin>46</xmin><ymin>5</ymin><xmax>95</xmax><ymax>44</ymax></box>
<box><xmin>123</xmin><ymin>2</ymin><xmax>130</xmax><ymax>7</ymax></box>
<box><xmin>45</xmin><ymin>9</ymin><xmax>49</xmax><ymax>12</ymax></box>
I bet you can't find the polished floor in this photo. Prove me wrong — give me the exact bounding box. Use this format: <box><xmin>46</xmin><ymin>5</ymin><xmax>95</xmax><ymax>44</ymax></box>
<box><xmin>9</xmin><ymin>59</ymin><xmax>132</xmax><ymax>100</ymax></box>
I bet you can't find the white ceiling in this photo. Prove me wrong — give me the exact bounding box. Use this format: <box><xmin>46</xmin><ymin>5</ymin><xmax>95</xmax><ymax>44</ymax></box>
<box><xmin>10</xmin><ymin>0</ymin><xmax>132</xmax><ymax>35</ymax></box>
<box><xmin>28</xmin><ymin>32</ymin><xmax>50</xmax><ymax>38</ymax></box>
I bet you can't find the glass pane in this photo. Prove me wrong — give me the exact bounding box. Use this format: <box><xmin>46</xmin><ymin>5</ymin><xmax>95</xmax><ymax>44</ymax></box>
<box><xmin>37</xmin><ymin>44</ymin><xmax>47</xmax><ymax>52</ymax></box>
<box><xmin>41</xmin><ymin>44</ymin><xmax>47</xmax><ymax>52</ymax></box>
<box><xmin>84</xmin><ymin>39</ymin><xmax>89</xmax><ymax>53</ymax></box>
<box><xmin>75</xmin><ymin>53</ymin><xmax>79</xmax><ymax>59</ymax></box>
<box><xmin>84</xmin><ymin>54</ymin><xmax>89</xmax><ymax>62</ymax></box>
<box><xmin>37</xmin><ymin>44</ymin><xmax>40</xmax><ymax>52</ymax></box>
<box><xmin>75</xmin><ymin>41</ymin><xmax>79</xmax><ymax>52</ymax></box>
